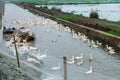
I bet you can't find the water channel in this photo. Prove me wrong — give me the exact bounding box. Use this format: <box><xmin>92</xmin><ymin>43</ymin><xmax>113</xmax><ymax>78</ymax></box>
<box><xmin>1</xmin><ymin>3</ymin><xmax>120</xmax><ymax>80</ymax></box>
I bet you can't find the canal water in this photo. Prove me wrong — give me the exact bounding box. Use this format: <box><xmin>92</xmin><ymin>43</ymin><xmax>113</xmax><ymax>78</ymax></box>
<box><xmin>1</xmin><ymin>3</ymin><xmax>120</xmax><ymax>80</ymax></box>
<box><xmin>36</xmin><ymin>4</ymin><xmax>120</xmax><ymax>21</ymax></box>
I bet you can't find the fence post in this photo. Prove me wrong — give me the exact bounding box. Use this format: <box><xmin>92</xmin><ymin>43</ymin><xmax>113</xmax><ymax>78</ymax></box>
<box><xmin>13</xmin><ymin>35</ymin><xmax>20</xmax><ymax>68</ymax></box>
<box><xmin>63</xmin><ymin>56</ymin><xmax>67</xmax><ymax>80</ymax></box>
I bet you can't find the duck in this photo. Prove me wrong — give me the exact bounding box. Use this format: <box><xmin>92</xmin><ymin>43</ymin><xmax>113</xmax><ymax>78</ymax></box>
<box><xmin>32</xmin><ymin>53</ymin><xmax>46</xmax><ymax>60</ymax></box>
<box><xmin>89</xmin><ymin>53</ymin><xmax>94</xmax><ymax>61</ymax></box>
<box><xmin>92</xmin><ymin>43</ymin><xmax>98</xmax><ymax>48</ymax></box>
<box><xmin>75</xmin><ymin>53</ymin><xmax>83</xmax><ymax>60</ymax></box>
<box><xmin>42</xmin><ymin>77</ymin><xmax>54</xmax><ymax>80</ymax></box>
<box><xmin>28</xmin><ymin>46</ymin><xmax>38</xmax><ymax>50</ymax></box>
<box><xmin>69</xmin><ymin>56</ymin><xmax>75</xmax><ymax>61</ymax></box>
<box><xmin>106</xmin><ymin>45</ymin><xmax>113</xmax><ymax>51</ymax></box>
<box><xmin>52</xmin><ymin>39</ymin><xmax>57</xmax><ymax>42</ymax></box>
<box><xmin>96</xmin><ymin>41</ymin><xmax>102</xmax><ymax>46</ymax></box>
<box><xmin>77</xmin><ymin>59</ymin><xmax>83</xmax><ymax>66</ymax></box>
<box><xmin>27</xmin><ymin>56</ymin><xmax>40</xmax><ymax>64</ymax></box>
<box><xmin>85</xmin><ymin>66</ymin><xmax>93</xmax><ymax>74</ymax></box>
<box><xmin>51</xmin><ymin>63</ymin><xmax>61</xmax><ymax>70</ymax></box>
<box><xmin>109</xmin><ymin>49</ymin><xmax>115</xmax><ymax>55</ymax></box>
<box><xmin>67</xmin><ymin>60</ymin><xmax>75</xmax><ymax>64</ymax></box>
<box><xmin>37</xmin><ymin>49</ymin><xmax>48</xmax><ymax>60</ymax></box>
<box><xmin>91</xmin><ymin>40</ymin><xmax>95</xmax><ymax>44</ymax></box>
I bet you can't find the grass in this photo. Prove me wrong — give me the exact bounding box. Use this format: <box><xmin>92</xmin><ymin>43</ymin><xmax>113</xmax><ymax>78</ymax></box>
<box><xmin>0</xmin><ymin>54</ymin><xmax>3</xmax><ymax>59</ymax></box>
<box><xmin>51</xmin><ymin>7</ymin><xmax>61</xmax><ymax>12</ymax></box>
<box><xmin>100</xmin><ymin>24</ymin><xmax>120</xmax><ymax>36</ymax></box>
<box><xmin>107</xmin><ymin>31</ymin><xmax>120</xmax><ymax>36</ymax></box>
<box><xmin>99</xmin><ymin>18</ymin><xmax>120</xmax><ymax>25</ymax></box>
<box><xmin>55</xmin><ymin>14</ymin><xmax>83</xmax><ymax>20</ymax></box>
<box><xmin>33</xmin><ymin>2</ymin><xmax>65</xmax><ymax>5</ymax></box>
<box><xmin>102</xmin><ymin>24</ymin><xmax>120</xmax><ymax>32</ymax></box>
<box><xmin>30</xmin><ymin>0</ymin><xmax>120</xmax><ymax>5</ymax></box>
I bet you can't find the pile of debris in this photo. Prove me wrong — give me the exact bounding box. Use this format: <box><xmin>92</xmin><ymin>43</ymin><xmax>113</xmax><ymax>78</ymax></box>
<box><xmin>3</xmin><ymin>27</ymin><xmax>35</xmax><ymax>42</ymax></box>
<box><xmin>3</xmin><ymin>26</ymin><xmax>16</xmax><ymax>34</ymax></box>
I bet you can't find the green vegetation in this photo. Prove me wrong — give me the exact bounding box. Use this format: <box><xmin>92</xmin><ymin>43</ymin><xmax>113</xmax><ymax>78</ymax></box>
<box><xmin>107</xmin><ymin>30</ymin><xmax>120</xmax><ymax>36</ymax></box>
<box><xmin>51</xmin><ymin>7</ymin><xmax>61</xmax><ymax>12</ymax></box>
<box><xmin>100</xmin><ymin>24</ymin><xmax>120</xmax><ymax>36</ymax></box>
<box><xmin>4</xmin><ymin>0</ymin><xmax>120</xmax><ymax>4</ymax></box>
<box><xmin>56</xmin><ymin>14</ymin><xmax>83</xmax><ymax>20</ymax></box>
<box><xmin>0</xmin><ymin>54</ymin><xmax>3</xmax><ymax>59</ymax></box>
<box><xmin>89</xmin><ymin>11</ymin><xmax>99</xmax><ymax>19</ymax></box>
<box><xmin>33</xmin><ymin>2</ymin><xmax>64</xmax><ymax>5</ymax></box>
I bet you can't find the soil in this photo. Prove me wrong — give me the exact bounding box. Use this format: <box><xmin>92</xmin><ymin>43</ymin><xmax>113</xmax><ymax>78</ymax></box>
<box><xmin>68</xmin><ymin>17</ymin><xmax>119</xmax><ymax>32</ymax></box>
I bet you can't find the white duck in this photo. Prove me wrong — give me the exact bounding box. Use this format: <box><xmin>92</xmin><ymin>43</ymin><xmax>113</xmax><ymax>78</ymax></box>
<box><xmin>77</xmin><ymin>59</ymin><xmax>83</xmax><ymax>66</ymax></box>
<box><xmin>109</xmin><ymin>49</ymin><xmax>115</xmax><ymax>55</ymax></box>
<box><xmin>92</xmin><ymin>43</ymin><xmax>98</xmax><ymax>48</ymax></box>
<box><xmin>96</xmin><ymin>41</ymin><xmax>102</xmax><ymax>46</ymax></box>
<box><xmin>51</xmin><ymin>63</ymin><xmax>61</xmax><ymax>70</ymax></box>
<box><xmin>106</xmin><ymin>45</ymin><xmax>113</xmax><ymax>50</ymax></box>
<box><xmin>85</xmin><ymin>66</ymin><xmax>94</xmax><ymax>74</ymax></box>
<box><xmin>75</xmin><ymin>53</ymin><xmax>83</xmax><ymax>60</ymax></box>
<box><xmin>52</xmin><ymin>39</ymin><xmax>57</xmax><ymax>42</ymax></box>
<box><xmin>89</xmin><ymin>53</ymin><xmax>94</xmax><ymax>61</ymax></box>
<box><xmin>43</xmin><ymin>77</ymin><xmax>54</xmax><ymax>80</ymax></box>
<box><xmin>38</xmin><ymin>49</ymin><xmax>48</xmax><ymax>59</ymax></box>
<box><xmin>29</xmin><ymin>46</ymin><xmax>38</xmax><ymax>50</ymax></box>
<box><xmin>32</xmin><ymin>52</ymin><xmax>47</xmax><ymax>60</ymax></box>
<box><xmin>27</xmin><ymin>56</ymin><xmax>40</xmax><ymax>64</ymax></box>
<box><xmin>69</xmin><ymin>56</ymin><xmax>75</xmax><ymax>61</ymax></box>
<box><xmin>67</xmin><ymin>60</ymin><xmax>75</xmax><ymax>64</ymax></box>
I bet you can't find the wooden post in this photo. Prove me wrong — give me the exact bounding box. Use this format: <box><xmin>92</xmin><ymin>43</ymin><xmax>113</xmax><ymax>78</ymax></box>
<box><xmin>5</xmin><ymin>74</ymin><xmax>7</xmax><ymax>80</ymax></box>
<box><xmin>13</xmin><ymin>35</ymin><xmax>20</xmax><ymax>68</ymax></box>
<box><xmin>63</xmin><ymin>56</ymin><xmax>67</xmax><ymax>80</ymax></box>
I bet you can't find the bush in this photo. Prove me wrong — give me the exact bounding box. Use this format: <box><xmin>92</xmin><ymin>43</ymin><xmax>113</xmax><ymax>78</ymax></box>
<box><xmin>89</xmin><ymin>11</ymin><xmax>99</xmax><ymax>19</ymax></box>
<box><xmin>0</xmin><ymin>55</ymin><xmax>2</xmax><ymax>59</ymax></box>
<box><xmin>51</xmin><ymin>7</ymin><xmax>61</xmax><ymax>12</ymax></box>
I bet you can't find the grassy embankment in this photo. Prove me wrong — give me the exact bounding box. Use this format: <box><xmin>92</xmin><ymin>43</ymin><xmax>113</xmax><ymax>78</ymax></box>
<box><xmin>33</xmin><ymin>2</ymin><xmax>120</xmax><ymax>36</ymax></box>
<box><xmin>56</xmin><ymin>13</ymin><xmax>120</xmax><ymax>36</ymax></box>
<box><xmin>56</xmin><ymin>9</ymin><xmax>120</xmax><ymax>36</ymax></box>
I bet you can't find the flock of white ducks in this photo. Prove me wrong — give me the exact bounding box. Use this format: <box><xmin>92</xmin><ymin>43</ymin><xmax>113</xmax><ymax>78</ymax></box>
<box><xmin>5</xmin><ymin>17</ymin><xmax>116</xmax><ymax>76</ymax></box>
<box><xmin>5</xmin><ymin>17</ymin><xmax>116</xmax><ymax>54</ymax></box>
<box><xmin>67</xmin><ymin>53</ymin><xmax>94</xmax><ymax>74</ymax></box>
